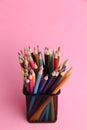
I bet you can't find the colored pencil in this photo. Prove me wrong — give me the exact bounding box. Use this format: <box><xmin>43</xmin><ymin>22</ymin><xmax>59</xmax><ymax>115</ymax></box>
<box><xmin>49</xmin><ymin>53</ymin><xmax>53</xmax><ymax>75</ymax></box>
<box><xmin>39</xmin><ymin>103</ymin><xmax>49</xmax><ymax>121</ymax></box>
<box><xmin>57</xmin><ymin>47</ymin><xmax>60</xmax><ymax>67</ymax></box>
<box><xmin>30</xmin><ymin>69</ymin><xmax>36</xmax><ymax>87</ymax></box>
<box><xmin>38</xmin><ymin>75</ymin><xmax>48</xmax><ymax>94</ymax></box>
<box><xmin>54</xmin><ymin>52</ymin><xmax>58</xmax><ymax>70</ymax></box>
<box><xmin>39</xmin><ymin>53</ymin><xmax>43</xmax><ymax>67</ymax></box>
<box><xmin>29</xmin><ymin>74</ymin><xmax>33</xmax><ymax>93</ymax></box>
<box><xmin>53</xmin><ymin>96</ymin><xmax>57</xmax><ymax>120</ymax></box>
<box><xmin>34</xmin><ymin>47</ymin><xmax>39</xmax><ymax>67</ymax></box>
<box><xmin>50</xmin><ymin>98</ymin><xmax>55</xmax><ymax>121</ymax></box>
<box><xmin>59</xmin><ymin>59</ymin><xmax>68</xmax><ymax>73</ymax></box>
<box><xmin>45</xmin><ymin>103</ymin><xmax>50</xmax><ymax>121</ymax></box>
<box><xmin>42</xmin><ymin>71</ymin><xmax>56</xmax><ymax>94</ymax></box>
<box><xmin>29</xmin><ymin>46</ymin><xmax>36</xmax><ymax>61</ymax></box>
<box><xmin>34</xmin><ymin>69</ymin><xmax>43</xmax><ymax>94</ymax></box>
<box><xmin>44</xmin><ymin>48</ymin><xmax>49</xmax><ymax>75</ymax></box>
<box><xmin>34</xmin><ymin>63</ymin><xmax>38</xmax><ymax>78</ymax></box>
<box><xmin>28</xmin><ymin>56</ymin><xmax>35</xmax><ymax>69</ymax></box>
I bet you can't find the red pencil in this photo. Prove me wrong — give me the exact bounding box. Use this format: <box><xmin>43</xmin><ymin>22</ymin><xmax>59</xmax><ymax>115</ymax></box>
<box><xmin>28</xmin><ymin>56</ymin><xmax>35</xmax><ymax>69</ymax></box>
<box><xmin>57</xmin><ymin>47</ymin><xmax>60</xmax><ymax>67</ymax></box>
<box><xmin>30</xmin><ymin>69</ymin><xmax>36</xmax><ymax>88</ymax></box>
<box><xmin>54</xmin><ymin>52</ymin><xmax>58</xmax><ymax>70</ymax></box>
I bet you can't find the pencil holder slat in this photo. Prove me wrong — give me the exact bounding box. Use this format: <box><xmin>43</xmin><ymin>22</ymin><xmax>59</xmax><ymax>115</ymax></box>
<box><xmin>23</xmin><ymin>86</ymin><xmax>61</xmax><ymax>123</ymax></box>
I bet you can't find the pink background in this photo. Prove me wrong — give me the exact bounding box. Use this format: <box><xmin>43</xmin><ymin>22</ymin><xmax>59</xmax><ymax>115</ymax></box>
<box><xmin>0</xmin><ymin>0</ymin><xmax>87</xmax><ymax>129</ymax></box>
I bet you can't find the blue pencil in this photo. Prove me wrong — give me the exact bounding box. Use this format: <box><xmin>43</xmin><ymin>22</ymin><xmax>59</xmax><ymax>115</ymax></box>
<box><xmin>28</xmin><ymin>68</ymin><xmax>43</xmax><ymax>113</ymax></box>
<box><xmin>28</xmin><ymin>96</ymin><xmax>37</xmax><ymax>115</ymax></box>
<box><xmin>34</xmin><ymin>69</ymin><xmax>43</xmax><ymax>94</ymax></box>
<box><xmin>39</xmin><ymin>107</ymin><xmax>46</xmax><ymax>121</ymax></box>
<box><xmin>45</xmin><ymin>103</ymin><xmax>50</xmax><ymax>121</ymax></box>
<box><xmin>39</xmin><ymin>103</ymin><xmax>50</xmax><ymax>121</ymax></box>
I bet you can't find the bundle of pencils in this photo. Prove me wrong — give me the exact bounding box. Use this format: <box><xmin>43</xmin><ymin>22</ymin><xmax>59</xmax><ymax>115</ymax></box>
<box><xmin>18</xmin><ymin>46</ymin><xmax>72</xmax><ymax>122</ymax></box>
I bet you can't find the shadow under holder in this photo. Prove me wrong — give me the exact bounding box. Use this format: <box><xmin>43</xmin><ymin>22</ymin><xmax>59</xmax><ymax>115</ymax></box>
<box><xmin>23</xmin><ymin>85</ymin><xmax>61</xmax><ymax>123</ymax></box>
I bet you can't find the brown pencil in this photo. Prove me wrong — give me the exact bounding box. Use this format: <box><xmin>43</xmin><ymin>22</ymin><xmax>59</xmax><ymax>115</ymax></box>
<box><xmin>34</xmin><ymin>47</ymin><xmax>39</xmax><ymax>67</ymax></box>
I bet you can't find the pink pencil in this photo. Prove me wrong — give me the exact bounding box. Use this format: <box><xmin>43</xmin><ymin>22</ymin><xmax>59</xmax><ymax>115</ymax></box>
<box><xmin>29</xmin><ymin>74</ymin><xmax>34</xmax><ymax>93</ymax></box>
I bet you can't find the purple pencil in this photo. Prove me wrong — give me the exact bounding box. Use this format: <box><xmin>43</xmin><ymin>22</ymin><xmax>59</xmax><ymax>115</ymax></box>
<box><xmin>38</xmin><ymin>75</ymin><xmax>48</xmax><ymax>94</ymax></box>
<box><xmin>42</xmin><ymin>71</ymin><xmax>56</xmax><ymax>94</ymax></box>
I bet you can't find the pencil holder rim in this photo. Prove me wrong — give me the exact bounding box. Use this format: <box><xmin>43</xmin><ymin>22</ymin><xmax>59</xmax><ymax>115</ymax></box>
<box><xmin>23</xmin><ymin>85</ymin><xmax>61</xmax><ymax>96</ymax></box>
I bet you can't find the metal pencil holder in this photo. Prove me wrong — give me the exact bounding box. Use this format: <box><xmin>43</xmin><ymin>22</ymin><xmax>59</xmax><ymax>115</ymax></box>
<box><xmin>23</xmin><ymin>86</ymin><xmax>61</xmax><ymax>123</ymax></box>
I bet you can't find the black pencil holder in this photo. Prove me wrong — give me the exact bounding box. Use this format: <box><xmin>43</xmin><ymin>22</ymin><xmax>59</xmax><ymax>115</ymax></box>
<box><xmin>23</xmin><ymin>86</ymin><xmax>61</xmax><ymax>123</ymax></box>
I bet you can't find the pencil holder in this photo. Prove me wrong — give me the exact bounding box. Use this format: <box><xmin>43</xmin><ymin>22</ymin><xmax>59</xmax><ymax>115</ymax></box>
<box><xmin>23</xmin><ymin>86</ymin><xmax>61</xmax><ymax>123</ymax></box>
